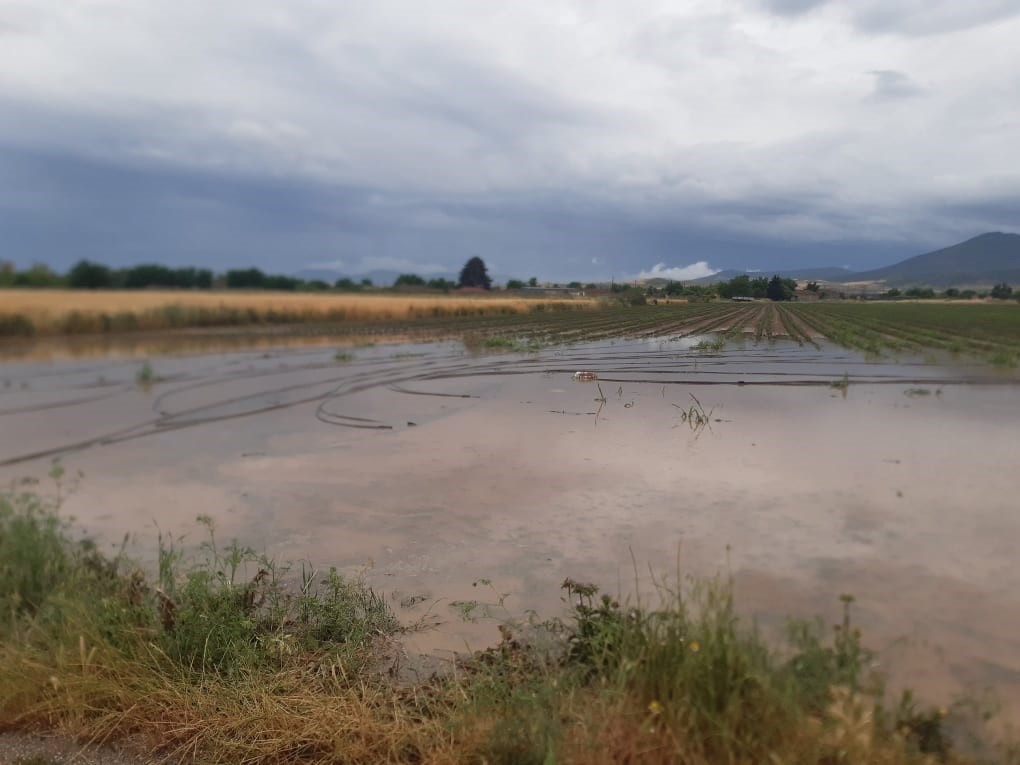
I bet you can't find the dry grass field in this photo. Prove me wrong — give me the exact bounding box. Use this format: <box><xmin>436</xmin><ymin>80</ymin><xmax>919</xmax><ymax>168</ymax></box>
<box><xmin>0</xmin><ymin>289</ymin><xmax>595</xmax><ymax>336</ymax></box>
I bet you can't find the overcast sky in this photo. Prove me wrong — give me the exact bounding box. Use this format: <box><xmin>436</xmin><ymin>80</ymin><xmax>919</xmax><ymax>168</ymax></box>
<box><xmin>1</xmin><ymin>0</ymin><xmax>1018</xmax><ymax>281</ymax></box>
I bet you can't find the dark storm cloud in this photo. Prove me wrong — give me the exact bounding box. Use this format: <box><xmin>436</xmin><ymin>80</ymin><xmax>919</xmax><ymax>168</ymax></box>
<box><xmin>0</xmin><ymin>2</ymin><xmax>1018</xmax><ymax>280</ymax></box>
<box><xmin>7</xmin><ymin>141</ymin><xmax>1003</xmax><ymax>280</ymax></box>
<box><xmin>932</xmin><ymin>194</ymin><xmax>1020</xmax><ymax>231</ymax></box>
<box><xmin>0</xmin><ymin>145</ymin><xmax>375</xmax><ymax>267</ymax></box>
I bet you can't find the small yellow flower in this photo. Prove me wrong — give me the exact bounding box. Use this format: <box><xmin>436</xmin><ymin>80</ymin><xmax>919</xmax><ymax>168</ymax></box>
<box><xmin>648</xmin><ymin>700</ymin><xmax>663</xmax><ymax>715</ymax></box>
<box><xmin>689</xmin><ymin>641</ymin><xmax>700</xmax><ymax>653</ymax></box>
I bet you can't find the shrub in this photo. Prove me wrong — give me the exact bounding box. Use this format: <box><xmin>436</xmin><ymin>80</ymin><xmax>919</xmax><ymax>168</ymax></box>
<box><xmin>990</xmin><ymin>282</ymin><xmax>1013</xmax><ymax>300</ymax></box>
<box><xmin>0</xmin><ymin>313</ymin><xmax>35</xmax><ymax>337</ymax></box>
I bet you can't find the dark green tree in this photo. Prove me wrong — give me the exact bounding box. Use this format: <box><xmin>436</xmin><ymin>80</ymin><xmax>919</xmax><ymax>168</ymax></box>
<box><xmin>427</xmin><ymin>277</ymin><xmax>456</xmax><ymax>291</ymax></box>
<box><xmin>766</xmin><ymin>275</ymin><xmax>794</xmax><ymax>301</ymax></box>
<box><xmin>458</xmin><ymin>257</ymin><xmax>491</xmax><ymax>290</ymax></box>
<box><xmin>394</xmin><ymin>274</ymin><xmax>426</xmax><ymax>287</ymax></box>
<box><xmin>262</xmin><ymin>275</ymin><xmax>299</xmax><ymax>290</ymax></box>
<box><xmin>991</xmin><ymin>282</ymin><xmax>1013</xmax><ymax>299</ymax></box>
<box><xmin>528</xmin><ymin>277</ymin><xmax>538</xmax><ymax>287</ymax></box>
<box><xmin>12</xmin><ymin>264</ymin><xmax>62</xmax><ymax>288</ymax></box>
<box><xmin>506</xmin><ymin>279</ymin><xmax>525</xmax><ymax>289</ymax></box>
<box><xmin>68</xmin><ymin>260</ymin><xmax>114</xmax><ymax>289</ymax></box>
<box><xmin>719</xmin><ymin>275</ymin><xmax>757</xmax><ymax>298</ymax></box>
<box><xmin>225</xmin><ymin>268</ymin><xmax>266</xmax><ymax>288</ymax></box>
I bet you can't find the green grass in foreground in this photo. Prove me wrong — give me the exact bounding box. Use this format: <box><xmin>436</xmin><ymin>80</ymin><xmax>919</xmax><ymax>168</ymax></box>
<box><xmin>1</xmin><ymin>480</ymin><xmax>1016</xmax><ymax>764</ymax></box>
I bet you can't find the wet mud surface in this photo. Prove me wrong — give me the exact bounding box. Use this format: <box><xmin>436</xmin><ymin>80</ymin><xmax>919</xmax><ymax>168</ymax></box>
<box><xmin>2</xmin><ymin>335</ymin><xmax>1019</xmax><ymax>716</ymax></box>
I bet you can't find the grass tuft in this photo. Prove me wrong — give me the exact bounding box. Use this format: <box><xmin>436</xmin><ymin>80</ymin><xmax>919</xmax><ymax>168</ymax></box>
<box><xmin>692</xmin><ymin>336</ymin><xmax>727</xmax><ymax>352</ymax></box>
<box><xmin>135</xmin><ymin>360</ymin><xmax>155</xmax><ymax>387</ymax></box>
<box><xmin>0</xmin><ymin>313</ymin><xmax>36</xmax><ymax>337</ymax></box>
<box><xmin>831</xmin><ymin>372</ymin><xmax>850</xmax><ymax>390</ymax></box>
<box><xmin>481</xmin><ymin>335</ymin><xmax>543</xmax><ymax>353</ymax></box>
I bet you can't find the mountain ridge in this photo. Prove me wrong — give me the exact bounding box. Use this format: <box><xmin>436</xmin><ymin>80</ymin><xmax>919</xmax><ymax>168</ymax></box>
<box><xmin>683</xmin><ymin>232</ymin><xmax>1020</xmax><ymax>288</ymax></box>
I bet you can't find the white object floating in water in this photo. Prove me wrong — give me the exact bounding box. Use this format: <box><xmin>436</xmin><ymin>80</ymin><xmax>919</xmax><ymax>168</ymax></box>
<box><xmin>573</xmin><ymin>371</ymin><xmax>598</xmax><ymax>381</ymax></box>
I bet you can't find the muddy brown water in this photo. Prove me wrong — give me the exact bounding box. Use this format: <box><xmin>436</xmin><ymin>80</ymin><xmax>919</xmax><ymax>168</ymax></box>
<box><xmin>2</xmin><ymin>335</ymin><xmax>1019</xmax><ymax>718</ymax></box>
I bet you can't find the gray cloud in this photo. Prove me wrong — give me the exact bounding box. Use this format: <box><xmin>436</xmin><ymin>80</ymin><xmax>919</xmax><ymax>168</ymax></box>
<box><xmin>0</xmin><ymin>2</ymin><xmax>1018</xmax><ymax>279</ymax></box>
<box><xmin>868</xmin><ymin>70</ymin><xmax>925</xmax><ymax>101</ymax></box>
<box><xmin>5</xmin><ymin>140</ymin><xmax>1016</xmax><ymax>282</ymax></box>
<box><xmin>851</xmin><ymin>0</ymin><xmax>1020</xmax><ymax>36</ymax></box>
<box><xmin>757</xmin><ymin>0</ymin><xmax>1020</xmax><ymax>34</ymax></box>
<box><xmin>757</xmin><ymin>0</ymin><xmax>827</xmax><ymax>17</ymax></box>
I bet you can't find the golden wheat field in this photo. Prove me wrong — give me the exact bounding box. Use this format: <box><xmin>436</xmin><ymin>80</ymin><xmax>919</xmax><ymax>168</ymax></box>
<box><xmin>0</xmin><ymin>289</ymin><xmax>595</xmax><ymax>335</ymax></box>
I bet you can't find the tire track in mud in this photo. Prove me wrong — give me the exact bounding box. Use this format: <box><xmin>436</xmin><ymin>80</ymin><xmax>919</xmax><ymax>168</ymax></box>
<box><xmin>0</xmin><ymin>354</ymin><xmax>475</xmax><ymax>467</ymax></box>
<box><xmin>0</xmin><ymin>386</ymin><xmax>131</xmax><ymax>416</ymax></box>
<box><xmin>4</xmin><ymin>322</ymin><xmax>1016</xmax><ymax>468</ymax></box>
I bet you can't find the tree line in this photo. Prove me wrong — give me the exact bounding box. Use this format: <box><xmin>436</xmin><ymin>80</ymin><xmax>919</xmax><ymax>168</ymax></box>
<box><xmin>0</xmin><ymin>256</ymin><xmax>497</xmax><ymax>292</ymax></box>
<box><xmin>1</xmin><ymin>258</ymin><xmax>1014</xmax><ymax>300</ymax></box>
<box><xmin>0</xmin><ymin>260</ymin><xmax>322</xmax><ymax>291</ymax></box>
<box><xmin>646</xmin><ymin>274</ymin><xmax>798</xmax><ymax>301</ymax></box>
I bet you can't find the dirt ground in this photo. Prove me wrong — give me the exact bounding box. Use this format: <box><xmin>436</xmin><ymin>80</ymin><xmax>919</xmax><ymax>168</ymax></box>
<box><xmin>0</xmin><ymin>732</ymin><xmax>154</xmax><ymax>765</ymax></box>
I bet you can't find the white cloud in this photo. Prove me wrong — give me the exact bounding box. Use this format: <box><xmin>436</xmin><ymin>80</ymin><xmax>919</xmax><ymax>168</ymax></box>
<box><xmin>633</xmin><ymin>262</ymin><xmax>720</xmax><ymax>281</ymax></box>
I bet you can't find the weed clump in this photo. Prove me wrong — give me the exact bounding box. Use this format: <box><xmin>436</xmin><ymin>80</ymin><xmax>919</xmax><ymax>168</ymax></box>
<box><xmin>135</xmin><ymin>360</ymin><xmax>155</xmax><ymax>387</ymax></box>
<box><xmin>692</xmin><ymin>335</ymin><xmax>726</xmax><ymax>352</ymax></box>
<box><xmin>990</xmin><ymin>351</ymin><xmax>1018</xmax><ymax>368</ymax></box>
<box><xmin>0</xmin><ymin>313</ymin><xmax>35</xmax><ymax>337</ymax></box>
<box><xmin>481</xmin><ymin>335</ymin><xmax>542</xmax><ymax>353</ymax></box>
<box><xmin>673</xmin><ymin>393</ymin><xmax>714</xmax><ymax>431</ymax></box>
<box><xmin>1</xmin><ymin>489</ymin><xmax>400</xmax><ymax>680</ymax></box>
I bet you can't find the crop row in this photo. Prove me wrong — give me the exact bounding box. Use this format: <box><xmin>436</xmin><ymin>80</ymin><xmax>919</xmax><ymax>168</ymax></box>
<box><xmin>787</xmin><ymin>303</ymin><xmax>1020</xmax><ymax>364</ymax></box>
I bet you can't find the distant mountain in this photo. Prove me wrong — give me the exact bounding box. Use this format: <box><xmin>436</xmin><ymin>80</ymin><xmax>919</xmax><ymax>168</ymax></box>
<box><xmin>682</xmin><ymin>233</ymin><xmax>1020</xmax><ymax>289</ymax></box>
<box><xmin>294</xmin><ymin>268</ymin><xmax>457</xmax><ymax>287</ymax></box>
<box><xmin>685</xmin><ymin>266</ymin><xmax>853</xmax><ymax>285</ymax></box>
<box><xmin>781</xmin><ymin>266</ymin><xmax>857</xmax><ymax>281</ymax></box>
<box><xmin>844</xmin><ymin>232</ymin><xmax>1020</xmax><ymax>287</ymax></box>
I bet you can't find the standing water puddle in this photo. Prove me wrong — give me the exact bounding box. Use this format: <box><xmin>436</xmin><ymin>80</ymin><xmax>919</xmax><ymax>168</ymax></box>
<box><xmin>2</xmin><ymin>336</ymin><xmax>1019</xmax><ymax>717</ymax></box>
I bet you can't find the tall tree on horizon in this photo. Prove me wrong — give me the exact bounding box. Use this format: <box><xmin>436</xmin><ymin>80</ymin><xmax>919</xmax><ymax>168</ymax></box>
<box><xmin>459</xmin><ymin>256</ymin><xmax>492</xmax><ymax>290</ymax></box>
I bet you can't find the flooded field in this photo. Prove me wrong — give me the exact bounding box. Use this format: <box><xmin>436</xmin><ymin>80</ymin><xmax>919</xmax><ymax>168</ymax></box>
<box><xmin>2</xmin><ymin>334</ymin><xmax>1019</xmax><ymax>718</ymax></box>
